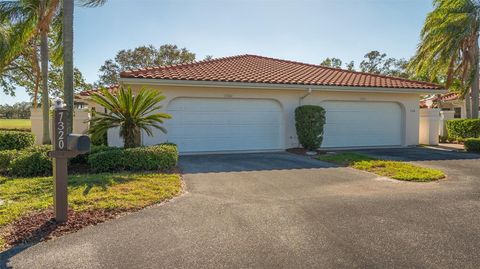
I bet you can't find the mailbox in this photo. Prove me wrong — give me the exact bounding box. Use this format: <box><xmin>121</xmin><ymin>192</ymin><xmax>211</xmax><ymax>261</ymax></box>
<box><xmin>68</xmin><ymin>134</ymin><xmax>91</xmax><ymax>154</ymax></box>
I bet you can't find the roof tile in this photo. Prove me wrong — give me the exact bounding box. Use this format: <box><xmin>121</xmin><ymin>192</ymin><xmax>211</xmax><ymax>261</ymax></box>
<box><xmin>117</xmin><ymin>54</ymin><xmax>442</xmax><ymax>90</ymax></box>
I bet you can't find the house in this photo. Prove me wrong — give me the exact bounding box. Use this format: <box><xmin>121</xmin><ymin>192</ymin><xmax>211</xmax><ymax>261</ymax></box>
<box><xmin>420</xmin><ymin>92</ymin><xmax>480</xmax><ymax>119</ymax></box>
<box><xmin>79</xmin><ymin>54</ymin><xmax>444</xmax><ymax>154</ymax></box>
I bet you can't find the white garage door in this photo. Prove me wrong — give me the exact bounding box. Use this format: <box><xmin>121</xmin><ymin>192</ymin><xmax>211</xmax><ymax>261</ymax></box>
<box><xmin>321</xmin><ymin>101</ymin><xmax>403</xmax><ymax>148</ymax></box>
<box><xmin>166</xmin><ymin>98</ymin><xmax>283</xmax><ymax>153</ymax></box>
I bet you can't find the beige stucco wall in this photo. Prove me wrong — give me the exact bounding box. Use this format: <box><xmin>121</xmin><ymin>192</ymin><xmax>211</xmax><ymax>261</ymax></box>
<box><xmin>103</xmin><ymin>84</ymin><xmax>421</xmax><ymax>149</ymax></box>
<box><xmin>30</xmin><ymin>108</ymin><xmax>90</xmax><ymax>145</ymax></box>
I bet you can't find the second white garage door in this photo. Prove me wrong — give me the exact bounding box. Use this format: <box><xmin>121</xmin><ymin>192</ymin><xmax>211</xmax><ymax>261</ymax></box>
<box><xmin>321</xmin><ymin>101</ymin><xmax>403</xmax><ymax>148</ymax></box>
<box><xmin>166</xmin><ymin>98</ymin><xmax>283</xmax><ymax>153</ymax></box>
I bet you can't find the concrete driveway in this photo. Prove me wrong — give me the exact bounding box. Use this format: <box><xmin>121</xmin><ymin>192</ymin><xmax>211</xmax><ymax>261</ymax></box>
<box><xmin>3</xmin><ymin>149</ymin><xmax>480</xmax><ymax>268</ymax></box>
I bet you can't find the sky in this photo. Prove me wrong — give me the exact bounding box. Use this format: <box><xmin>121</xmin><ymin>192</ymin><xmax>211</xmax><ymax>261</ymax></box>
<box><xmin>0</xmin><ymin>0</ymin><xmax>433</xmax><ymax>105</ymax></box>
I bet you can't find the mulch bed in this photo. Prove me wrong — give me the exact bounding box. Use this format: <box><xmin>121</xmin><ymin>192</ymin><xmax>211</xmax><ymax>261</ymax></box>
<box><xmin>1</xmin><ymin>208</ymin><xmax>126</xmax><ymax>249</ymax></box>
<box><xmin>286</xmin><ymin>148</ymin><xmax>326</xmax><ymax>156</ymax></box>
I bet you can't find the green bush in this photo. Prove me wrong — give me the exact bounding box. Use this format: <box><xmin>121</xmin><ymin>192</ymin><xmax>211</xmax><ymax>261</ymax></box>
<box><xmin>446</xmin><ymin>119</ymin><xmax>480</xmax><ymax>139</ymax></box>
<box><xmin>0</xmin><ymin>149</ymin><xmax>17</xmax><ymax>173</ymax></box>
<box><xmin>87</xmin><ymin>148</ymin><xmax>125</xmax><ymax>172</ymax></box>
<box><xmin>0</xmin><ymin>131</ymin><xmax>35</xmax><ymax>150</ymax></box>
<box><xmin>464</xmin><ymin>138</ymin><xmax>480</xmax><ymax>152</ymax></box>
<box><xmin>8</xmin><ymin>146</ymin><xmax>52</xmax><ymax>177</ymax></box>
<box><xmin>88</xmin><ymin>144</ymin><xmax>178</xmax><ymax>173</ymax></box>
<box><xmin>70</xmin><ymin>145</ymin><xmax>117</xmax><ymax>165</ymax></box>
<box><xmin>295</xmin><ymin>105</ymin><xmax>326</xmax><ymax>150</ymax></box>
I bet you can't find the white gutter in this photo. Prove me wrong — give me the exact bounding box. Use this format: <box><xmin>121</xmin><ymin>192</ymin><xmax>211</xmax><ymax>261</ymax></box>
<box><xmin>118</xmin><ymin>77</ymin><xmax>447</xmax><ymax>94</ymax></box>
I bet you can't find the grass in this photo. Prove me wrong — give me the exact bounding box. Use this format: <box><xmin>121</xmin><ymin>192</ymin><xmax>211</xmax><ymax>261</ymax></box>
<box><xmin>0</xmin><ymin>172</ymin><xmax>182</xmax><ymax>228</ymax></box>
<box><xmin>317</xmin><ymin>152</ymin><xmax>445</xmax><ymax>182</ymax></box>
<box><xmin>0</xmin><ymin>119</ymin><xmax>31</xmax><ymax>130</ymax></box>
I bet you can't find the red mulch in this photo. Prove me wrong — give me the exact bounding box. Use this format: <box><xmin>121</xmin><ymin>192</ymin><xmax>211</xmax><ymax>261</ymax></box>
<box><xmin>2</xmin><ymin>208</ymin><xmax>125</xmax><ymax>248</ymax></box>
<box><xmin>286</xmin><ymin>148</ymin><xmax>326</xmax><ymax>156</ymax></box>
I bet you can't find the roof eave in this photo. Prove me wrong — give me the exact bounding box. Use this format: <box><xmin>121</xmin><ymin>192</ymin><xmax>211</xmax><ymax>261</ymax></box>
<box><xmin>119</xmin><ymin>77</ymin><xmax>446</xmax><ymax>94</ymax></box>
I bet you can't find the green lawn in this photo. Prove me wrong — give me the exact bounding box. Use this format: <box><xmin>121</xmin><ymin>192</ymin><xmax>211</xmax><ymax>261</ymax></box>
<box><xmin>317</xmin><ymin>152</ymin><xmax>445</xmax><ymax>182</ymax></box>
<box><xmin>0</xmin><ymin>119</ymin><xmax>31</xmax><ymax>130</ymax></box>
<box><xmin>0</xmin><ymin>172</ymin><xmax>182</xmax><ymax>230</ymax></box>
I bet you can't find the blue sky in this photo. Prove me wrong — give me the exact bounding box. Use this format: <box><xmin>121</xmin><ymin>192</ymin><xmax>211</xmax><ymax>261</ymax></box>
<box><xmin>0</xmin><ymin>0</ymin><xmax>432</xmax><ymax>105</ymax></box>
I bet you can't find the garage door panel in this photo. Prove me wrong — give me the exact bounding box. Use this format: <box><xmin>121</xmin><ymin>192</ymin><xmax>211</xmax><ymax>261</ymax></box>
<box><xmin>167</xmin><ymin>98</ymin><xmax>283</xmax><ymax>153</ymax></box>
<box><xmin>322</xmin><ymin>101</ymin><xmax>402</xmax><ymax>148</ymax></box>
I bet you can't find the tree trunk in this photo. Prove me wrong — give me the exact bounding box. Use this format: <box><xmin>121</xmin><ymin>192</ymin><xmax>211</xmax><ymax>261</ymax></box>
<box><xmin>471</xmin><ymin>37</ymin><xmax>479</xmax><ymax>119</ymax></box>
<box><xmin>63</xmin><ymin>0</ymin><xmax>74</xmax><ymax>133</ymax></box>
<box><xmin>31</xmin><ymin>48</ymin><xmax>41</xmax><ymax>111</ymax></box>
<box><xmin>466</xmin><ymin>90</ymin><xmax>472</xmax><ymax>118</ymax></box>
<box><xmin>123</xmin><ymin>126</ymin><xmax>136</xmax><ymax>148</ymax></box>
<box><xmin>40</xmin><ymin>0</ymin><xmax>50</xmax><ymax>144</ymax></box>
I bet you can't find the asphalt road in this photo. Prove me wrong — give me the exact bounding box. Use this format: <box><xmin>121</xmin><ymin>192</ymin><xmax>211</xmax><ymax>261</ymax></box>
<box><xmin>3</xmin><ymin>149</ymin><xmax>480</xmax><ymax>269</ymax></box>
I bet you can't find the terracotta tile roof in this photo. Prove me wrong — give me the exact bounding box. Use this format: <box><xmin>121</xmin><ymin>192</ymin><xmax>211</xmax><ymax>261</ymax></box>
<box><xmin>78</xmin><ymin>85</ymin><xmax>119</xmax><ymax>97</ymax></box>
<box><xmin>419</xmin><ymin>92</ymin><xmax>480</xmax><ymax>108</ymax></box>
<box><xmin>420</xmin><ymin>92</ymin><xmax>461</xmax><ymax>106</ymax></box>
<box><xmin>120</xmin><ymin>54</ymin><xmax>443</xmax><ymax>90</ymax></box>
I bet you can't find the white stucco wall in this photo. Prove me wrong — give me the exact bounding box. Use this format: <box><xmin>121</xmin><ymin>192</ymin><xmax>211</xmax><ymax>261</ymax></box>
<box><xmin>107</xmin><ymin>84</ymin><xmax>420</xmax><ymax>150</ymax></box>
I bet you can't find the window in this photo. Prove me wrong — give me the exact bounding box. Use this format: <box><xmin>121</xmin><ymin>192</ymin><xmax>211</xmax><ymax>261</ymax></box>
<box><xmin>454</xmin><ymin>107</ymin><xmax>462</xmax><ymax>118</ymax></box>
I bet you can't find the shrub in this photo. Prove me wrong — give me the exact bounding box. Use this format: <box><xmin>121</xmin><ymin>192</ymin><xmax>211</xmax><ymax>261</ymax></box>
<box><xmin>295</xmin><ymin>105</ymin><xmax>326</xmax><ymax>150</ymax></box>
<box><xmin>464</xmin><ymin>138</ymin><xmax>480</xmax><ymax>152</ymax></box>
<box><xmin>87</xmin><ymin>148</ymin><xmax>125</xmax><ymax>172</ymax></box>
<box><xmin>70</xmin><ymin>145</ymin><xmax>117</xmax><ymax>165</ymax></box>
<box><xmin>88</xmin><ymin>144</ymin><xmax>178</xmax><ymax>173</ymax></box>
<box><xmin>0</xmin><ymin>150</ymin><xmax>17</xmax><ymax>173</ymax></box>
<box><xmin>8</xmin><ymin>146</ymin><xmax>52</xmax><ymax>177</ymax></box>
<box><xmin>0</xmin><ymin>131</ymin><xmax>35</xmax><ymax>150</ymax></box>
<box><xmin>446</xmin><ymin>119</ymin><xmax>480</xmax><ymax>139</ymax></box>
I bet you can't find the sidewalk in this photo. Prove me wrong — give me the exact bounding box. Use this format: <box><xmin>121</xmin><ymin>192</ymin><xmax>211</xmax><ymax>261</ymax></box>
<box><xmin>423</xmin><ymin>143</ymin><xmax>465</xmax><ymax>152</ymax></box>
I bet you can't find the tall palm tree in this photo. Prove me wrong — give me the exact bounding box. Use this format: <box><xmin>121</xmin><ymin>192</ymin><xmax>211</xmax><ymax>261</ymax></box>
<box><xmin>409</xmin><ymin>0</ymin><xmax>480</xmax><ymax>118</ymax></box>
<box><xmin>0</xmin><ymin>0</ymin><xmax>61</xmax><ymax>144</ymax></box>
<box><xmin>63</xmin><ymin>0</ymin><xmax>106</xmax><ymax>133</ymax></box>
<box><xmin>1</xmin><ymin>0</ymin><xmax>106</xmax><ymax>142</ymax></box>
<box><xmin>89</xmin><ymin>87</ymin><xmax>171</xmax><ymax>148</ymax></box>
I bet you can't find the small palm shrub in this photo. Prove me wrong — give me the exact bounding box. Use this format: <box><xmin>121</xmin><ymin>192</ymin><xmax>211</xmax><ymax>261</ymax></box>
<box><xmin>295</xmin><ymin>105</ymin><xmax>326</xmax><ymax>151</ymax></box>
<box><xmin>89</xmin><ymin>87</ymin><xmax>171</xmax><ymax>148</ymax></box>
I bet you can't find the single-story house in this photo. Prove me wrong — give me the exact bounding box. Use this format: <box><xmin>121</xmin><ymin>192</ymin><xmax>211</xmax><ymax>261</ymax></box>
<box><xmin>420</xmin><ymin>92</ymin><xmax>480</xmax><ymax>119</ymax></box>
<box><xmin>78</xmin><ymin>54</ymin><xmax>444</xmax><ymax>154</ymax></box>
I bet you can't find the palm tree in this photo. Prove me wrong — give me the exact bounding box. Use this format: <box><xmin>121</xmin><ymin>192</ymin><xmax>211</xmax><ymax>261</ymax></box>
<box><xmin>88</xmin><ymin>87</ymin><xmax>171</xmax><ymax>148</ymax></box>
<box><xmin>409</xmin><ymin>0</ymin><xmax>479</xmax><ymax>118</ymax></box>
<box><xmin>62</xmin><ymin>0</ymin><xmax>106</xmax><ymax>133</ymax></box>
<box><xmin>1</xmin><ymin>0</ymin><xmax>106</xmax><ymax>141</ymax></box>
<box><xmin>0</xmin><ymin>0</ymin><xmax>62</xmax><ymax>144</ymax></box>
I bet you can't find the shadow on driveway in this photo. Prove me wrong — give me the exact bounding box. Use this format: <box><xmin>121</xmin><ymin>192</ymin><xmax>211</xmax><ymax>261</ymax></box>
<box><xmin>354</xmin><ymin>147</ymin><xmax>480</xmax><ymax>162</ymax></box>
<box><xmin>180</xmin><ymin>152</ymin><xmax>336</xmax><ymax>174</ymax></box>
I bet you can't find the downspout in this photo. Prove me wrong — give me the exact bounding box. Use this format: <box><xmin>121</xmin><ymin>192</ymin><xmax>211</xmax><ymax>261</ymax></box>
<box><xmin>299</xmin><ymin>88</ymin><xmax>312</xmax><ymax>105</ymax></box>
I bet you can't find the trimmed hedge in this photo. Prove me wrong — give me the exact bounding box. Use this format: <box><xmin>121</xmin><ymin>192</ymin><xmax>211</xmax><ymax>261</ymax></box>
<box><xmin>295</xmin><ymin>105</ymin><xmax>326</xmax><ymax>150</ymax></box>
<box><xmin>0</xmin><ymin>149</ymin><xmax>17</xmax><ymax>173</ymax></box>
<box><xmin>0</xmin><ymin>143</ymin><xmax>178</xmax><ymax>177</ymax></box>
<box><xmin>446</xmin><ymin>119</ymin><xmax>480</xmax><ymax>139</ymax></box>
<box><xmin>70</xmin><ymin>145</ymin><xmax>118</xmax><ymax>165</ymax></box>
<box><xmin>8</xmin><ymin>146</ymin><xmax>52</xmax><ymax>177</ymax></box>
<box><xmin>88</xmin><ymin>144</ymin><xmax>178</xmax><ymax>173</ymax></box>
<box><xmin>464</xmin><ymin>138</ymin><xmax>480</xmax><ymax>152</ymax></box>
<box><xmin>0</xmin><ymin>131</ymin><xmax>35</xmax><ymax>150</ymax></box>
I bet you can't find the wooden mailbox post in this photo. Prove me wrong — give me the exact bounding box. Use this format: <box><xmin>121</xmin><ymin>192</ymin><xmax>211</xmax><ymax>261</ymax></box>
<box><xmin>48</xmin><ymin>98</ymin><xmax>91</xmax><ymax>223</ymax></box>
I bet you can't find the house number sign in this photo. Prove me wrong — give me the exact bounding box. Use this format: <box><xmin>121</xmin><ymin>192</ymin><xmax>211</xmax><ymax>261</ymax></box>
<box><xmin>54</xmin><ymin>107</ymin><xmax>67</xmax><ymax>151</ymax></box>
